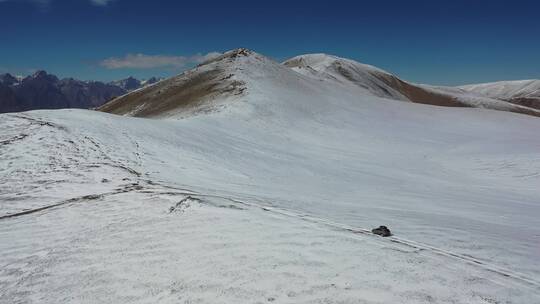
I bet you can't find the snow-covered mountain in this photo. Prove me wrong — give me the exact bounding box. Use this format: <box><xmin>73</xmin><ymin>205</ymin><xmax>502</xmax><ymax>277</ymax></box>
<box><xmin>102</xmin><ymin>50</ymin><xmax>540</xmax><ymax>118</ymax></box>
<box><xmin>460</xmin><ymin>79</ymin><xmax>540</xmax><ymax>110</ymax></box>
<box><xmin>284</xmin><ymin>54</ymin><xmax>540</xmax><ymax>117</ymax></box>
<box><xmin>2</xmin><ymin>49</ymin><xmax>540</xmax><ymax>303</ymax></box>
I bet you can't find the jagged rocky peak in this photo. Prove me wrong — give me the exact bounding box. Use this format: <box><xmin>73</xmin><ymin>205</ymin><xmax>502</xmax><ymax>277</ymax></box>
<box><xmin>28</xmin><ymin>70</ymin><xmax>59</xmax><ymax>82</ymax></box>
<box><xmin>141</xmin><ymin>77</ymin><xmax>163</xmax><ymax>86</ymax></box>
<box><xmin>32</xmin><ymin>70</ymin><xmax>48</xmax><ymax>77</ymax></box>
<box><xmin>219</xmin><ymin>48</ymin><xmax>255</xmax><ymax>59</ymax></box>
<box><xmin>197</xmin><ymin>48</ymin><xmax>257</xmax><ymax>67</ymax></box>
<box><xmin>110</xmin><ymin>76</ymin><xmax>141</xmax><ymax>91</ymax></box>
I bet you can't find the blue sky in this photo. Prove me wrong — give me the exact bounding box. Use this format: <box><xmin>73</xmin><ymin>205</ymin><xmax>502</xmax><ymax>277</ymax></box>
<box><xmin>1</xmin><ymin>0</ymin><xmax>539</xmax><ymax>85</ymax></box>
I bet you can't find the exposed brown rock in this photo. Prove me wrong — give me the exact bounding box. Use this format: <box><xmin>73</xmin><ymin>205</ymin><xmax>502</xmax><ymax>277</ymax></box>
<box><xmin>374</xmin><ymin>72</ymin><xmax>470</xmax><ymax>107</ymax></box>
<box><xmin>506</xmin><ymin>97</ymin><xmax>540</xmax><ymax>110</ymax></box>
<box><xmin>99</xmin><ymin>68</ymin><xmax>245</xmax><ymax>117</ymax></box>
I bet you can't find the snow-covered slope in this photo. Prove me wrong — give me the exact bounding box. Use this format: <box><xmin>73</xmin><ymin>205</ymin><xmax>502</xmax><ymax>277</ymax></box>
<box><xmin>284</xmin><ymin>54</ymin><xmax>540</xmax><ymax>117</ymax></box>
<box><xmin>283</xmin><ymin>53</ymin><xmax>409</xmax><ymax>100</ymax></box>
<box><xmin>460</xmin><ymin>79</ymin><xmax>540</xmax><ymax>100</ymax></box>
<box><xmin>460</xmin><ymin>80</ymin><xmax>540</xmax><ymax>110</ymax></box>
<box><xmin>2</xmin><ymin>49</ymin><xmax>540</xmax><ymax>303</ymax></box>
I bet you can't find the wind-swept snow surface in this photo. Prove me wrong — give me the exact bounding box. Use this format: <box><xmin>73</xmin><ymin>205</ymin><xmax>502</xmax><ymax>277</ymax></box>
<box><xmin>2</xmin><ymin>185</ymin><xmax>538</xmax><ymax>303</ymax></box>
<box><xmin>2</xmin><ymin>49</ymin><xmax>540</xmax><ymax>303</ymax></box>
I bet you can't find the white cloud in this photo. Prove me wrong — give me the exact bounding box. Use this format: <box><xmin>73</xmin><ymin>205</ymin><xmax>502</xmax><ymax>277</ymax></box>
<box><xmin>100</xmin><ymin>52</ymin><xmax>221</xmax><ymax>70</ymax></box>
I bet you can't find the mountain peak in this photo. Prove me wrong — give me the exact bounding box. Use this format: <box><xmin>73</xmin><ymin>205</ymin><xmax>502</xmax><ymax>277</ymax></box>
<box><xmin>222</xmin><ymin>48</ymin><xmax>255</xmax><ymax>58</ymax></box>
<box><xmin>284</xmin><ymin>53</ymin><xmax>390</xmax><ymax>76</ymax></box>
<box><xmin>110</xmin><ymin>76</ymin><xmax>141</xmax><ymax>91</ymax></box>
<box><xmin>197</xmin><ymin>48</ymin><xmax>261</xmax><ymax>67</ymax></box>
<box><xmin>32</xmin><ymin>70</ymin><xmax>48</xmax><ymax>78</ymax></box>
<box><xmin>23</xmin><ymin>70</ymin><xmax>59</xmax><ymax>83</ymax></box>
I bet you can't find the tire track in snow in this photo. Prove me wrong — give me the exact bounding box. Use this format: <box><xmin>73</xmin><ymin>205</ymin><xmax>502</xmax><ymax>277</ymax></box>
<box><xmin>0</xmin><ymin>183</ymin><xmax>143</xmax><ymax>220</ymax></box>
<box><xmin>159</xmin><ymin>186</ymin><xmax>540</xmax><ymax>291</ymax></box>
<box><xmin>3</xmin><ymin>174</ymin><xmax>539</xmax><ymax>290</ymax></box>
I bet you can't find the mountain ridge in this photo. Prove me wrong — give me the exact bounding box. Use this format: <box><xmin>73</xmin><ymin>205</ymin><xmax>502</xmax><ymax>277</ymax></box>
<box><xmin>460</xmin><ymin>79</ymin><xmax>540</xmax><ymax>110</ymax></box>
<box><xmin>100</xmin><ymin>49</ymin><xmax>540</xmax><ymax>118</ymax></box>
<box><xmin>2</xmin><ymin>50</ymin><xmax>539</xmax><ymax>116</ymax></box>
<box><xmin>284</xmin><ymin>53</ymin><xmax>540</xmax><ymax>116</ymax></box>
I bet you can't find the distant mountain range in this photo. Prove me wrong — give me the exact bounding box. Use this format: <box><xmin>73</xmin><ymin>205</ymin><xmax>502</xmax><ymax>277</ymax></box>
<box><xmin>0</xmin><ymin>71</ymin><xmax>163</xmax><ymax>113</ymax></box>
